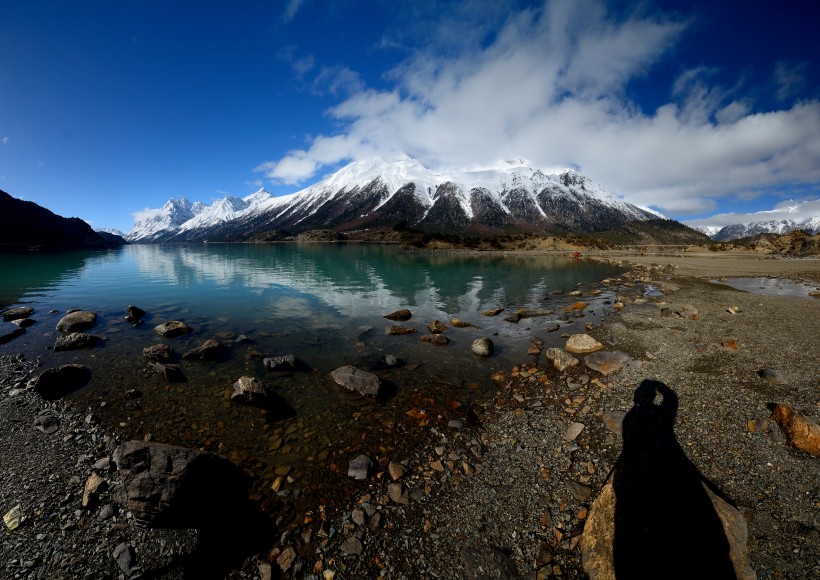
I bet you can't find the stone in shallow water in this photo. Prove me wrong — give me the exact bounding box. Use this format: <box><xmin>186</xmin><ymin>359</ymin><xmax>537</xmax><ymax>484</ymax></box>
<box><xmin>143</xmin><ymin>343</ymin><xmax>174</xmax><ymax>362</ymax></box>
<box><xmin>125</xmin><ymin>305</ymin><xmax>146</xmax><ymax>323</ymax></box>
<box><xmin>385</xmin><ymin>324</ymin><xmax>416</xmax><ymax>335</ymax></box>
<box><xmin>154</xmin><ymin>320</ymin><xmax>193</xmax><ymax>337</ymax></box>
<box><xmin>263</xmin><ymin>354</ymin><xmax>296</xmax><ymax>371</ymax></box>
<box><xmin>182</xmin><ymin>338</ymin><xmax>224</xmax><ymax>360</ymax></box>
<box><xmin>383</xmin><ymin>308</ymin><xmax>412</xmax><ymax>321</ymax></box>
<box><xmin>231</xmin><ymin>376</ymin><xmax>270</xmax><ymax>405</ymax></box>
<box><xmin>471</xmin><ymin>337</ymin><xmax>494</xmax><ymax>357</ymax></box>
<box><xmin>56</xmin><ymin>310</ymin><xmax>97</xmax><ymax>332</ymax></box>
<box><xmin>10</xmin><ymin>318</ymin><xmax>35</xmax><ymax>328</ymax></box>
<box><xmin>331</xmin><ymin>365</ymin><xmax>381</xmax><ymax>397</ymax></box>
<box><xmin>54</xmin><ymin>332</ymin><xmax>102</xmax><ymax>351</ymax></box>
<box><xmin>2</xmin><ymin>306</ymin><xmax>34</xmax><ymax>321</ymax></box>
<box><xmin>31</xmin><ymin>364</ymin><xmax>91</xmax><ymax>400</ymax></box>
<box><xmin>481</xmin><ymin>307</ymin><xmax>505</xmax><ymax>316</ymax></box>
<box><xmin>0</xmin><ymin>323</ymin><xmax>25</xmax><ymax>344</ymax></box>
<box><xmin>421</xmin><ymin>333</ymin><xmax>449</xmax><ymax>345</ymax></box>
<box><xmin>426</xmin><ymin>319</ymin><xmax>449</xmax><ymax>333</ymax></box>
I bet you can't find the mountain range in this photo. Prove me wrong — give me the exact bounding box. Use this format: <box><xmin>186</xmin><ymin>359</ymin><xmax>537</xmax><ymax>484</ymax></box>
<box><xmin>125</xmin><ymin>158</ymin><xmax>662</xmax><ymax>242</ymax></box>
<box><xmin>697</xmin><ymin>217</ymin><xmax>820</xmax><ymax>242</ymax></box>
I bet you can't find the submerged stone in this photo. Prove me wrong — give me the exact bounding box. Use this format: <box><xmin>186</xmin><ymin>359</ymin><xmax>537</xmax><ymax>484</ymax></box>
<box><xmin>56</xmin><ymin>310</ymin><xmax>97</xmax><ymax>332</ymax></box>
<box><xmin>331</xmin><ymin>365</ymin><xmax>381</xmax><ymax>397</ymax></box>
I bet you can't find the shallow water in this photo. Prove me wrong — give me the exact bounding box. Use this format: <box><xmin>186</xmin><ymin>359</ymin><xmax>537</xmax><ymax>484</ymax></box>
<box><xmin>1</xmin><ymin>244</ymin><xmax>622</xmax><ymax>499</ymax></box>
<box><xmin>712</xmin><ymin>276</ymin><xmax>820</xmax><ymax>299</ymax></box>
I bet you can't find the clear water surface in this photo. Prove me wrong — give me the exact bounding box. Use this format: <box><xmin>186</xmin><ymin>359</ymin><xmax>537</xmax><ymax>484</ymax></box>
<box><xmin>0</xmin><ymin>243</ymin><xmax>621</xmax><ymax>499</ymax></box>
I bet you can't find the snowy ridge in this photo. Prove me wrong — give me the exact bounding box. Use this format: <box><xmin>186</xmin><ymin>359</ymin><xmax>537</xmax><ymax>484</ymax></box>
<box><xmin>710</xmin><ymin>217</ymin><xmax>820</xmax><ymax>241</ymax></box>
<box><xmin>126</xmin><ymin>158</ymin><xmax>661</xmax><ymax>241</ymax></box>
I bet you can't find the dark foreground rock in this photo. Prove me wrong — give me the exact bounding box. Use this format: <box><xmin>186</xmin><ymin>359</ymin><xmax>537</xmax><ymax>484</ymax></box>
<box><xmin>30</xmin><ymin>364</ymin><xmax>91</xmax><ymax>400</ymax></box>
<box><xmin>0</xmin><ymin>323</ymin><xmax>25</xmax><ymax>344</ymax></box>
<box><xmin>143</xmin><ymin>343</ymin><xmax>174</xmax><ymax>362</ymax></box>
<box><xmin>182</xmin><ymin>338</ymin><xmax>224</xmax><ymax>360</ymax></box>
<box><xmin>1</xmin><ymin>306</ymin><xmax>34</xmax><ymax>321</ymax></box>
<box><xmin>384</xmin><ymin>309</ymin><xmax>412</xmax><ymax>321</ymax></box>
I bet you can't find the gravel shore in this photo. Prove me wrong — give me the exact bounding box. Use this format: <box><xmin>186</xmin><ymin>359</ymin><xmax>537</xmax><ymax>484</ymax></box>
<box><xmin>2</xmin><ymin>252</ymin><xmax>819</xmax><ymax>579</ymax></box>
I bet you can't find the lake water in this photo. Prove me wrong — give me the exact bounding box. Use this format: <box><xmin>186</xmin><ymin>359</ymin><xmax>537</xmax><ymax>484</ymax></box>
<box><xmin>0</xmin><ymin>243</ymin><xmax>621</xmax><ymax>501</ymax></box>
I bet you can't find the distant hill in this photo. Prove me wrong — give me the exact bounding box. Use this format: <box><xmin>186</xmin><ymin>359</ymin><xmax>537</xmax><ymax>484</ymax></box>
<box><xmin>0</xmin><ymin>189</ymin><xmax>125</xmax><ymax>251</ymax></box>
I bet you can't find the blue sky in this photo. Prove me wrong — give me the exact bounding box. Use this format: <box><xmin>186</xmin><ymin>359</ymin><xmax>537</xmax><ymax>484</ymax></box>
<box><xmin>1</xmin><ymin>0</ymin><xmax>818</xmax><ymax>233</ymax></box>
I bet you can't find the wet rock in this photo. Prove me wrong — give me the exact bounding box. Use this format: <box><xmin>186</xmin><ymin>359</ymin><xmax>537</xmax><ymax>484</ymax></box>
<box><xmin>33</xmin><ymin>414</ymin><xmax>59</xmax><ymax>434</ymax></box>
<box><xmin>56</xmin><ymin>310</ymin><xmax>97</xmax><ymax>332</ymax></box>
<box><xmin>518</xmin><ymin>308</ymin><xmax>555</xmax><ymax>319</ymax></box>
<box><xmin>503</xmin><ymin>313</ymin><xmax>521</xmax><ymax>324</ymax></box>
<box><xmin>10</xmin><ymin>317</ymin><xmax>35</xmax><ymax>328</ymax></box>
<box><xmin>565</xmin><ymin>334</ymin><xmax>604</xmax><ymax>354</ymax></box>
<box><xmin>384</xmin><ymin>309</ymin><xmax>412</xmax><ymax>321</ymax></box>
<box><xmin>182</xmin><ymin>338</ymin><xmax>224</xmax><ymax>360</ymax></box>
<box><xmin>31</xmin><ymin>364</ymin><xmax>91</xmax><ymax>400</ymax></box>
<box><xmin>125</xmin><ymin>305</ymin><xmax>146</xmax><ymax>324</ymax></box>
<box><xmin>601</xmin><ymin>411</ymin><xmax>626</xmax><ymax>437</ymax></box>
<box><xmin>112</xmin><ymin>543</ymin><xmax>137</xmax><ymax>575</ymax></box>
<box><xmin>149</xmin><ymin>362</ymin><xmax>185</xmax><ymax>382</ymax></box>
<box><xmin>757</xmin><ymin>368</ymin><xmax>787</xmax><ymax>384</ymax></box>
<box><xmin>421</xmin><ymin>333</ymin><xmax>449</xmax><ymax>345</ymax></box>
<box><xmin>427</xmin><ymin>319</ymin><xmax>449</xmax><ymax>333</ymax></box>
<box><xmin>770</xmin><ymin>403</ymin><xmax>820</xmax><ymax>457</ymax></box>
<box><xmin>263</xmin><ymin>354</ymin><xmax>296</xmax><ymax>372</ymax></box>
<box><xmin>580</xmin><ymin>478</ymin><xmax>756</xmax><ymax>580</ymax></box>
<box><xmin>481</xmin><ymin>307</ymin><xmax>505</xmax><ymax>316</ymax></box>
<box><xmin>154</xmin><ymin>320</ymin><xmax>193</xmax><ymax>338</ymax></box>
<box><xmin>545</xmin><ymin>347</ymin><xmax>579</xmax><ymax>371</ymax></box>
<box><xmin>565</xmin><ymin>422</ymin><xmax>585</xmax><ymax>441</ymax></box>
<box><xmin>0</xmin><ymin>323</ymin><xmax>25</xmax><ymax>344</ymax></box>
<box><xmin>347</xmin><ymin>454</ymin><xmax>372</xmax><ymax>480</ymax></box>
<box><xmin>471</xmin><ymin>337</ymin><xmax>494</xmax><ymax>357</ymax></box>
<box><xmin>450</xmin><ymin>318</ymin><xmax>480</xmax><ymax>329</ymax></box>
<box><xmin>340</xmin><ymin>536</ymin><xmax>363</xmax><ymax>555</ymax></box>
<box><xmin>1</xmin><ymin>306</ymin><xmax>34</xmax><ymax>321</ymax></box>
<box><xmin>143</xmin><ymin>343</ymin><xmax>174</xmax><ymax>362</ymax></box>
<box><xmin>385</xmin><ymin>324</ymin><xmax>417</xmax><ymax>335</ymax></box>
<box><xmin>54</xmin><ymin>332</ymin><xmax>102</xmax><ymax>351</ymax></box>
<box><xmin>331</xmin><ymin>365</ymin><xmax>381</xmax><ymax>397</ymax></box>
<box><xmin>382</xmin><ymin>355</ymin><xmax>399</xmax><ymax>367</ymax></box>
<box><xmin>584</xmin><ymin>351</ymin><xmax>632</xmax><ymax>375</ymax></box>
<box><xmin>231</xmin><ymin>376</ymin><xmax>270</xmax><ymax>405</ymax></box>
<box><xmin>112</xmin><ymin>440</ymin><xmax>248</xmax><ymax>527</ymax></box>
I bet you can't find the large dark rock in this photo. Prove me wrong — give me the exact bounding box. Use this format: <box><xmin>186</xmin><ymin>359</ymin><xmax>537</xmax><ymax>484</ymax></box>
<box><xmin>1</xmin><ymin>306</ymin><xmax>34</xmax><ymax>321</ymax></box>
<box><xmin>56</xmin><ymin>310</ymin><xmax>97</xmax><ymax>332</ymax></box>
<box><xmin>54</xmin><ymin>332</ymin><xmax>102</xmax><ymax>351</ymax></box>
<box><xmin>112</xmin><ymin>441</ymin><xmax>248</xmax><ymax>528</ymax></box>
<box><xmin>154</xmin><ymin>320</ymin><xmax>193</xmax><ymax>338</ymax></box>
<box><xmin>331</xmin><ymin>365</ymin><xmax>381</xmax><ymax>397</ymax></box>
<box><xmin>143</xmin><ymin>343</ymin><xmax>174</xmax><ymax>362</ymax></box>
<box><xmin>126</xmin><ymin>305</ymin><xmax>146</xmax><ymax>324</ymax></box>
<box><xmin>182</xmin><ymin>339</ymin><xmax>224</xmax><ymax>361</ymax></box>
<box><xmin>384</xmin><ymin>309</ymin><xmax>412</xmax><ymax>321</ymax></box>
<box><xmin>31</xmin><ymin>364</ymin><xmax>91</xmax><ymax>400</ymax></box>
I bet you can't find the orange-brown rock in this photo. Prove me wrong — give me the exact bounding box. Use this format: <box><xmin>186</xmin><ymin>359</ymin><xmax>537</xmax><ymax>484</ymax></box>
<box><xmin>771</xmin><ymin>403</ymin><xmax>820</xmax><ymax>457</ymax></box>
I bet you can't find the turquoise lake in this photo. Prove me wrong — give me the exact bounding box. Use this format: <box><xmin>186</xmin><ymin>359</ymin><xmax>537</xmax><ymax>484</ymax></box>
<box><xmin>0</xmin><ymin>243</ymin><xmax>621</xmax><ymax>499</ymax></box>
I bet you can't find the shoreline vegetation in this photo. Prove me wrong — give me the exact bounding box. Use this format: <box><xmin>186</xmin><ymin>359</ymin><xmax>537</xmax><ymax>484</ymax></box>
<box><xmin>1</xmin><ymin>244</ymin><xmax>819</xmax><ymax>578</ymax></box>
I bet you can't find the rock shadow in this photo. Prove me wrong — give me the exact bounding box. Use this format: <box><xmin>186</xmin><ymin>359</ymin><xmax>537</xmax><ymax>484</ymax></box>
<box><xmin>613</xmin><ymin>379</ymin><xmax>737</xmax><ymax>579</ymax></box>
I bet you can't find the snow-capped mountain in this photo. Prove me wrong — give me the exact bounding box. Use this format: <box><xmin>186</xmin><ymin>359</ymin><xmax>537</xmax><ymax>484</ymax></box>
<box><xmin>126</xmin><ymin>158</ymin><xmax>661</xmax><ymax>242</ymax></box>
<box><xmin>710</xmin><ymin>217</ymin><xmax>820</xmax><ymax>241</ymax></box>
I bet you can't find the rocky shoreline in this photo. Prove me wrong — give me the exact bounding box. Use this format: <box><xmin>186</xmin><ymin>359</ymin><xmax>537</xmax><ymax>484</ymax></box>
<box><xmin>2</xmin><ymin>253</ymin><xmax>819</xmax><ymax>579</ymax></box>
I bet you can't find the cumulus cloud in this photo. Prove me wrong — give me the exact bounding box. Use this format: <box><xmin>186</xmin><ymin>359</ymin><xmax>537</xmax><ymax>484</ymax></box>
<box><xmin>686</xmin><ymin>198</ymin><xmax>820</xmax><ymax>229</ymax></box>
<box><xmin>132</xmin><ymin>207</ymin><xmax>166</xmax><ymax>222</ymax></box>
<box><xmin>258</xmin><ymin>0</ymin><xmax>820</xmax><ymax>216</ymax></box>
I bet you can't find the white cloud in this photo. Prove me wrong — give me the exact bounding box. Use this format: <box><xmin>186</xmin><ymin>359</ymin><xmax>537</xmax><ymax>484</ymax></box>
<box><xmin>259</xmin><ymin>0</ymin><xmax>820</xmax><ymax>217</ymax></box>
<box><xmin>282</xmin><ymin>0</ymin><xmax>309</xmax><ymax>23</ymax></box>
<box><xmin>132</xmin><ymin>207</ymin><xmax>165</xmax><ymax>222</ymax></box>
<box><xmin>1</xmin><ymin>136</ymin><xmax>9</xmax><ymax>145</ymax></box>
<box><xmin>686</xmin><ymin>198</ymin><xmax>820</xmax><ymax>229</ymax></box>
<box><xmin>774</xmin><ymin>60</ymin><xmax>807</xmax><ymax>103</ymax></box>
